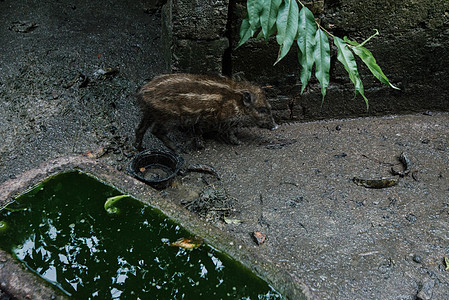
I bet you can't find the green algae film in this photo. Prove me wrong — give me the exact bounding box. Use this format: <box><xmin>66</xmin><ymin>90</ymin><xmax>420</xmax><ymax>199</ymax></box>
<box><xmin>0</xmin><ymin>172</ymin><xmax>283</xmax><ymax>299</ymax></box>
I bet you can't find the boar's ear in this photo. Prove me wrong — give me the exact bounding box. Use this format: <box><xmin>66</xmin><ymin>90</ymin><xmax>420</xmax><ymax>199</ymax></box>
<box><xmin>242</xmin><ymin>91</ymin><xmax>256</xmax><ymax>107</ymax></box>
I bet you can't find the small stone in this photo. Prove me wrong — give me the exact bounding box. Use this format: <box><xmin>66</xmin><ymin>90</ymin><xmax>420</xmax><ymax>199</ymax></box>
<box><xmin>412</xmin><ymin>254</ymin><xmax>423</xmax><ymax>264</ymax></box>
<box><xmin>416</xmin><ymin>280</ymin><xmax>434</xmax><ymax>300</ymax></box>
<box><xmin>406</xmin><ymin>214</ymin><xmax>417</xmax><ymax>223</ymax></box>
<box><xmin>252</xmin><ymin>231</ymin><xmax>266</xmax><ymax>245</ymax></box>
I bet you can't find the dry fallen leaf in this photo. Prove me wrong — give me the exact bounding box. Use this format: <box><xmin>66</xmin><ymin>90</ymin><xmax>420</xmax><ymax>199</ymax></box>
<box><xmin>83</xmin><ymin>147</ymin><xmax>106</xmax><ymax>159</ymax></box>
<box><xmin>170</xmin><ymin>237</ymin><xmax>204</xmax><ymax>249</ymax></box>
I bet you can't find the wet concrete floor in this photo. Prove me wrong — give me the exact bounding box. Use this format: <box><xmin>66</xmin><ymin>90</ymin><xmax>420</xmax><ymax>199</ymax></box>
<box><xmin>177</xmin><ymin>113</ymin><xmax>449</xmax><ymax>299</ymax></box>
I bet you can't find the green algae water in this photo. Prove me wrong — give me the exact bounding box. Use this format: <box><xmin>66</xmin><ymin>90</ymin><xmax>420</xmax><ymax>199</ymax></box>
<box><xmin>0</xmin><ymin>171</ymin><xmax>283</xmax><ymax>299</ymax></box>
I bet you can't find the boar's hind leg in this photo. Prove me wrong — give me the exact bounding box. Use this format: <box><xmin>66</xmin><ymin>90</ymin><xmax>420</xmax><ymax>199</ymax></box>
<box><xmin>134</xmin><ymin>117</ymin><xmax>154</xmax><ymax>151</ymax></box>
<box><xmin>152</xmin><ymin>126</ymin><xmax>180</xmax><ymax>152</ymax></box>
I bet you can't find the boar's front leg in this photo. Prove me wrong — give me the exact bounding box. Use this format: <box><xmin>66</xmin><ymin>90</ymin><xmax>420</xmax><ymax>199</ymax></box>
<box><xmin>222</xmin><ymin>129</ymin><xmax>241</xmax><ymax>145</ymax></box>
<box><xmin>134</xmin><ymin>117</ymin><xmax>154</xmax><ymax>151</ymax></box>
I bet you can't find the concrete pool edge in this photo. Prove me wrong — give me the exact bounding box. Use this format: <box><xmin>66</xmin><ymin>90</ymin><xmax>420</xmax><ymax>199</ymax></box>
<box><xmin>0</xmin><ymin>155</ymin><xmax>316</xmax><ymax>300</ymax></box>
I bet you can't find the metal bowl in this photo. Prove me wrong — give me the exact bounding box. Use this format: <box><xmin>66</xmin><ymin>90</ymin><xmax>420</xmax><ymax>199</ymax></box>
<box><xmin>127</xmin><ymin>149</ymin><xmax>184</xmax><ymax>189</ymax></box>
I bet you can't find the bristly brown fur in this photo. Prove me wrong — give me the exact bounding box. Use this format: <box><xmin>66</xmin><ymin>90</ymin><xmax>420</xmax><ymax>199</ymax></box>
<box><xmin>134</xmin><ymin>73</ymin><xmax>277</xmax><ymax>151</ymax></box>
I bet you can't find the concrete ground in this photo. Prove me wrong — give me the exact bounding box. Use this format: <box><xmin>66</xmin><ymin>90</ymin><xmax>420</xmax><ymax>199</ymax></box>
<box><xmin>1</xmin><ymin>0</ymin><xmax>448</xmax><ymax>299</ymax></box>
<box><xmin>177</xmin><ymin>113</ymin><xmax>449</xmax><ymax>299</ymax></box>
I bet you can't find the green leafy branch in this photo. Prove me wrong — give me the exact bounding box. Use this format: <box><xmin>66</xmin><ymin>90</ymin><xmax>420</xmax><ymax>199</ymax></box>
<box><xmin>237</xmin><ymin>0</ymin><xmax>399</xmax><ymax>109</ymax></box>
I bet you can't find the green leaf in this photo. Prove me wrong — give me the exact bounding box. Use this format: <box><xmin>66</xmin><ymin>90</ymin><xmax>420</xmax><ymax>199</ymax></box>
<box><xmin>104</xmin><ymin>194</ymin><xmax>129</xmax><ymax>215</ymax></box>
<box><xmin>313</xmin><ymin>29</ymin><xmax>330</xmax><ymax>102</ymax></box>
<box><xmin>344</xmin><ymin>36</ymin><xmax>400</xmax><ymax>90</ymax></box>
<box><xmin>260</xmin><ymin>0</ymin><xmax>282</xmax><ymax>40</ymax></box>
<box><xmin>334</xmin><ymin>36</ymin><xmax>369</xmax><ymax>109</ymax></box>
<box><xmin>297</xmin><ymin>6</ymin><xmax>317</xmax><ymax>94</ymax></box>
<box><xmin>274</xmin><ymin>0</ymin><xmax>299</xmax><ymax>65</ymax></box>
<box><xmin>0</xmin><ymin>221</ymin><xmax>9</xmax><ymax>234</ymax></box>
<box><xmin>236</xmin><ymin>17</ymin><xmax>255</xmax><ymax>49</ymax></box>
<box><xmin>247</xmin><ymin>0</ymin><xmax>263</xmax><ymax>30</ymax></box>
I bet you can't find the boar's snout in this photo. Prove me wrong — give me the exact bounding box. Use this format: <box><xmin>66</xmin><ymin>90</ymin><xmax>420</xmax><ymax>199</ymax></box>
<box><xmin>256</xmin><ymin>116</ymin><xmax>278</xmax><ymax>131</ymax></box>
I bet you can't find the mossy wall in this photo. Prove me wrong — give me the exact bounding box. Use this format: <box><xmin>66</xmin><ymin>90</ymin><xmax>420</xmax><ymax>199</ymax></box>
<box><xmin>163</xmin><ymin>0</ymin><xmax>449</xmax><ymax>120</ymax></box>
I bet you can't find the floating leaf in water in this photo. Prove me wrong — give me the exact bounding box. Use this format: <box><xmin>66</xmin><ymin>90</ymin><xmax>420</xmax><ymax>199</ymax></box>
<box><xmin>444</xmin><ymin>257</ymin><xmax>449</xmax><ymax>270</ymax></box>
<box><xmin>0</xmin><ymin>221</ymin><xmax>8</xmax><ymax>233</ymax></box>
<box><xmin>4</xmin><ymin>207</ymin><xmax>28</xmax><ymax>212</ymax></box>
<box><xmin>170</xmin><ymin>237</ymin><xmax>204</xmax><ymax>249</ymax></box>
<box><xmin>104</xmin><ymin>194</ymin><xmax>130</xmax><ymax>215</ymax></box>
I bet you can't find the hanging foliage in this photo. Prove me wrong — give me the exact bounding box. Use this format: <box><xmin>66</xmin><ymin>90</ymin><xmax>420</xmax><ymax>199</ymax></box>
<box><xmin>237</xmin><ymin>0</ymin><xmax>399</xmax><ymax>109</ymax></box>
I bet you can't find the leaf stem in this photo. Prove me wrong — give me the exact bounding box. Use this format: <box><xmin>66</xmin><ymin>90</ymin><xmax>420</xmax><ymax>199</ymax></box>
<box><xmin>358</xmin><ymin>29</ymin><xmax>379</xmax><ymax>47</ymax></box>
<box><xmin>295</xmin><ymin>0</ymin><xmax>334</xmax><ymax>38</ymax></box>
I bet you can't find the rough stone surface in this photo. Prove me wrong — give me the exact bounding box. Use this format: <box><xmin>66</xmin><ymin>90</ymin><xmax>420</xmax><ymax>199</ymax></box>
<box><xmin>162</xmin><ymin>0</ymin><xmax>230</xmax><ymax>73</ymax></box>
<box><xmin>170</xmin><ymin>37</ymin><xmax>230</xmax><ymax>74</ymax></box>
<box><xmin>171</xmin><ymin>0</ymin><xmax>229</xmax><ymax>40</ymax></box>
<box><xmin>0</xmin><ymin>250</ymin><xmax>68</xmax><ymax>299</ymax></box>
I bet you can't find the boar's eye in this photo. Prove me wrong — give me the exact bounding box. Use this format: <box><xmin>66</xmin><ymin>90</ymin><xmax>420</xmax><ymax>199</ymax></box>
<box><xmin>242</xmin><ymin>91</ymin><xmax>256</xmax><ymax>107</ymax></box>
<box><xmin>257</xmin><ymin>107</ymin><xmax>269</xmax><ymax>114</ymax></box>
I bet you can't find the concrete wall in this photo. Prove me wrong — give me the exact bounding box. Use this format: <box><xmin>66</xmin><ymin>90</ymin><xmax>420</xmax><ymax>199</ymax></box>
<box><xmin>162</xmin><ymin>0</ymin><xmax>230</xmax><ymax>74</ymax></box>
<box><xmin>163</xmin><ymin>0</ymin><xmax>449</xmax><ymax>121</ymax></box>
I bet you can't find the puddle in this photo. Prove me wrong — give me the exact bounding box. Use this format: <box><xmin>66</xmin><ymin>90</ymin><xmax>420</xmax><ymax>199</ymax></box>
<box><xmin>0</xmin><ymin>171</ymin><xmax>284</xmax><ymax>299</ymax></box>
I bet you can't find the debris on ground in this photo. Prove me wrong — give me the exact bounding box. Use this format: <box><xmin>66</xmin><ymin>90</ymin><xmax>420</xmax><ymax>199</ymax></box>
<box><xmin>252</xmin><ymin>231</ymin><xmax>267</xmax><ymax>245</ymax></box>
<box><xmin>93</xmin><ymin>67</ymin><xmax>120</xmax><ymax>79</ymax></box>
<box><xmin>416</xmin><ymin>279</ymin><xmax>435</xmax><ymax>300</ymax></box>
<box><xmin>63</xmin><ymin>73</ymin><xmax>90</xmax><ymax>88</ymax></box>
<box><xmin>354</xmin><ymin>152</ymin><xmax>415</xmax><ymax>189</ymax></box>
<box><xmin>9</xmin><ymin>21</ymin><xmax>38</xmax><ymax>33</ymax></box>
<box><xmin>84</xmin><ymin>147</ymin><xmax>107</xmax><ymax>159</ymax></box>
<box><xmin>182</xmin><ymin>185</ymin><xmax>235</xmax><ymax>222</ymax></box>
<box><xmin>223</xmin><ymin>217</ymin><xmax>242</xmax><ymax>225</ymax></box>
<box><xmin>180</xmin><ymin>164</ymin><xmax>220</xmax><ymax>180</ymax></box>
<box><xmin>391</xmin><ymin>152</ymin><xmax>413</xmax><ymax>177</ymax></box>
<box><xmin>261</xmin><ymin>138</ymin><xmax>297</xmax><ymax>150</ymax></box>
<box><xmin>352</xmin><ymin>177</ymin><xmax>399</xmax><ymax>189</ymax></box>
